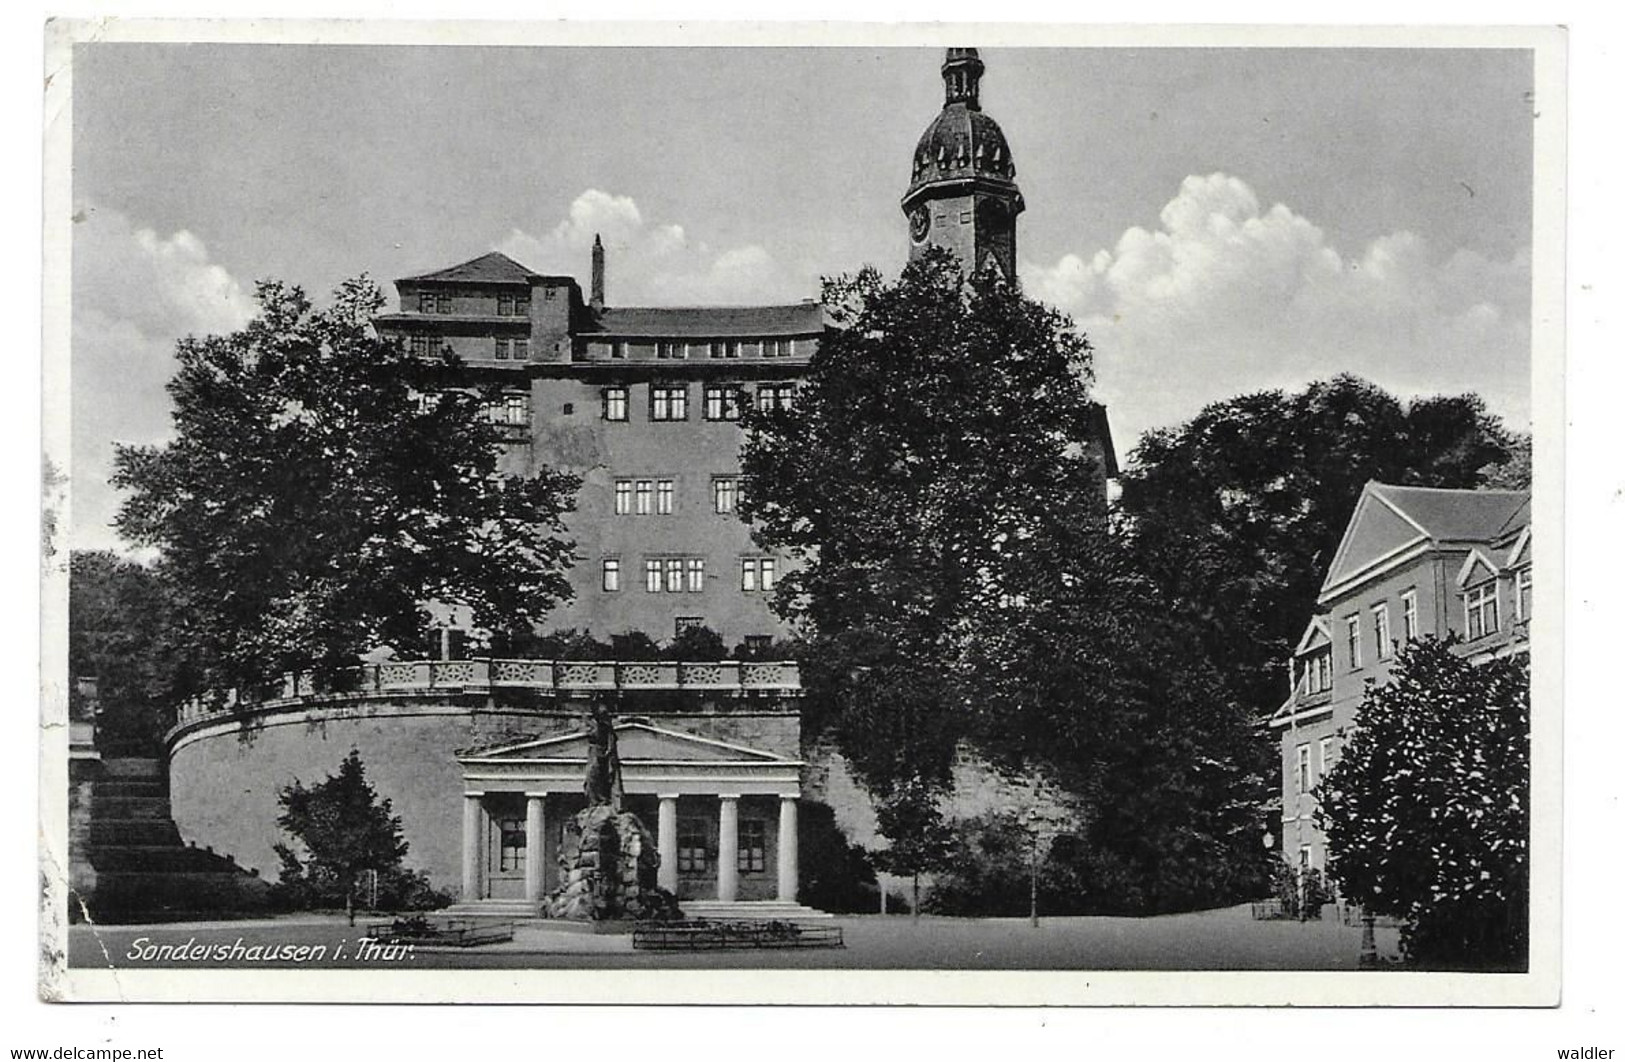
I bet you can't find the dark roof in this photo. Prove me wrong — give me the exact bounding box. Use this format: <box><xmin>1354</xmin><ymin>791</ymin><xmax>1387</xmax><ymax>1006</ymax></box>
<box><xmin>591</xmin><ymin>303</ymin><xmax>825</xmax><ymax>338</ymax></box>
<box><xmin>905</xmin><ymin>104</ymin><xmax>1020</xmax><ymax>204</ymax></box>
<box><xmin>399</xmin><ymin>251</ymin><xmax>566</xmax><ymax>286</ymax></box>
<box><xmin>1371</xmin><ymin>482</ymin><xmax>1531</xmax><ymax>542</ymax></box>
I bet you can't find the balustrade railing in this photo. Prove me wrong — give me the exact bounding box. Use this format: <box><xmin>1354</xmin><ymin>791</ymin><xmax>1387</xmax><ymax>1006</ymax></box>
<box><xmin>174</xmin><ymin>658</ymin><xmax>802</xmax><ymax>727</ymax></box>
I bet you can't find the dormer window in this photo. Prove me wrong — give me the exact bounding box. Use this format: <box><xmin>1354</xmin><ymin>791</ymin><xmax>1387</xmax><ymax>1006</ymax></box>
<box><xmin>1464</xmin><ymin>581</ymin><xmax>1499</xmax><ymax>640</ymax></box>
<box><xmin>1301</xmin><ymin>650</ymin><xmax>1332</xmax><ymax>695</ymax></box>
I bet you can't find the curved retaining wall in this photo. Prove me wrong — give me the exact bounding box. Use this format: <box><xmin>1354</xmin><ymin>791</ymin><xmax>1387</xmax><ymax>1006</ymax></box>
<box><xmin>167</xmin><ymin>695</ymin><xmax>801</xmax><ymax>898</ymax></box>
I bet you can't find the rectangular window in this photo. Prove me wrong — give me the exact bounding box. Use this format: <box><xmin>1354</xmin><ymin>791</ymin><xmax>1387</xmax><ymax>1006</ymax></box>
<box><xmin>410</xmin><ymin>334</ymin><xmax>438</xmax><ymax>358</ymax></box>
<box><xmin>1296</xmin><ymin>743</ymin><xmax>1312</xmax><ymax>795</ymax></box>
<box><xmin>611</xmin><ymin>341</ymin><xmax>627</xmax><ymax>360</ymax></box>
<box><xmin>497</xmin><ymin>293</ymin><xmax>515</xmax><ymax>316</ymax></box>
<box><xmin>513</xmin><ymin>338</ymin><xmax>529</xmax><ymax>360</ymax></box>
<box><xmin>1319</xmin><ymin>736</ymin><xmax>1337</xmax><ymax>777</ymax></box>
<box><xmin>645</xmin><ymin>560</ymin><xmax>662</xmax><ymax>593</ymax></box>
<box><xmin>1372</xmin><ymin>603</ymin><xmax>1391</xmax><ymax>660</ymax></box>
<box><xmin>651</xmin><ymin>384</ymin><xmax>689</xmax><ymax>421</ymax></box>
<box><xmin>742</xmin><ymin>557</ymin><xmax>776</xmax><ymax>592</ymax></box>
<box><xmin>1465</xmin><ymin>582</ymin><xmax>1500</xmax><ymax>640</ymax></box>
<box><xmin>1303</xmin><ymin>650</ymin><xmax>1331</xmax><ymax>694</ymax></box>
<box><xmin>497</xmin><ymin>817</ymin><xmax>526</xmax><ymax>873</ymax></box>
<box><xmin>674</xmin><ymin>616</ymin><xmax>704</xmax><ymax>636</ymax></box>
<box><xmin>482</xmin><ymin>393</ymin><xmax>529</xmax><ymax>426</ymax></box>
<box><xmin>665</xmin><ymin>558</ymin><xmax>683</xmax><ymax>594</ymax></box>
<box><xmin>713</xmin><ymin>477</ymin><xmax>737</xmax><ymax>514</ymax></box>
<box><xmin>1401</xmin><ymin>589</ymin><xmax>1419</xmax><ymax>643</ymax></box>
<box><xmin>1345</xmin><ymin>615</ymin><xmax>1362</xmax><ymax>670</ymax></box>
<box><xmin>738</xmin><ymin>820</ymin><xmax>767</xmax><ymax>873</ymax></box>
<box><xmin>437</xmin><ymin>291</ymin><xmax>453</xmax><ymax>314</ymax></box>
<box><xmin>656</xmin><ymin>341</ymin><xmax>687</xmax><ymax>360</ymax></box>
<box><xmin>743</xmin><ymin>635</ymin><xmax>772</xmax><ymax>652</ymax></box>
<box><xmin>494</xmin><ymin>337</ymin><xmax>509</xmax><ymax>360</ymax></box>
<box><xmin>602</xmin><ymin>386</ymin><xmax>629</xmax><ymax>422</ymax></box>
<box><xmin>757</xmin><ymin>384</ymin><xmax>796</xmax><ymax>411</ymax></box>
<box><xmin>723</xmin><ymin>340</ymin><xmax>740</xmax><ymax>359</ymax></box>
<box><xmin>708</xmin><ymin>341</ymin><xmax>723</xmax><ymax>359</ymax></box>
<box><xmin>635</xmin><ymin>480</ymin><xmax>653</xmax><ymax>516</ymax></box>
<box><xmin>656</xmin><ymin>479</ymin><xmax>674</xmax><ymax>515</ymax></box>
<box><xmin>418</xmin><ymin>292</ymin><xmax>437</xmax><ymax>314</ymax></box>
<box><xmin>761</xmin><ymin>339</ymin><xmax>780</xmax><ymax>358</ymax></box>
<box><xmin>496</xmin><ymin>292</ymin><xmax>529</xmax><ymax>317</ymax></box>
<box><xmin>601</xmin><ymin>558</ymin><xmax>620</xmax><ymax>592</ymax></box>
<box><xmin>704</xmin><ymin>385</ymin><xmax>743</xmax><ymax>421</ymax></box>
<box><xmin>1515</xmin><ymin>568</ymin><xmax>1533</xmax><ymax>622</ymax></box>
<box><xmin>677</xmin><ymin>820</ymin><xmax>708</xmax><ymax>873</ymax></box>
<box><xmin>686</xmin><ymin>558</ymin><xmax>705</xmax><ymax>592</ymax></box>
<box><xmin>614</xmin><ymin>480</ymin><xmax>633</xmax><ymax>515</ymax></box>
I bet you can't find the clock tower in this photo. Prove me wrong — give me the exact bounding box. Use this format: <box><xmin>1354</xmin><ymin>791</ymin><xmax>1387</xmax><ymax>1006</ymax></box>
<box><xmin>902</xmin><ymin>48</ymin><xmax>1025</xmax><ymax>279</ymax></box>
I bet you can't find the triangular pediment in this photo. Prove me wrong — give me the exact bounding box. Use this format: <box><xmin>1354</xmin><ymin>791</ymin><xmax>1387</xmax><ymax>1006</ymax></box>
<box><xmin>1294</xmin><ymin>617</ymin><xmax>1333</xmax><ymax>655</ymax></box>
<box><xmin>460</xmin><ymin>721</ymin><xmax>791</xmax><ymax>764</ymax></box>
<box><xmin>1456</xmin><ymin>548</ymin><xmax>1500</xmax><ymax>588</ymax></box>
<box><xmin>1321</xmin><ymin>484</ymin><xmax>1428</xmax><ymax>596</ymax></box>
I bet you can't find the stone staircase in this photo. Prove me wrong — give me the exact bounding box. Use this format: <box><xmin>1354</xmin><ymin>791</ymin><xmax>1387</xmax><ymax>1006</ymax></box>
<box><xmin>72</xmin><ymin>757</ymin><xmax>272</xmax><ymax>923</ymax></box>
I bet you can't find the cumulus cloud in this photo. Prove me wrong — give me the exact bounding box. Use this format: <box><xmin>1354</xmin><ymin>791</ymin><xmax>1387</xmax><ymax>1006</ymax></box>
<box><xmin>71</xmin><ymin>205</ymin><xmax>256</xmax><ymax>553</ymax></box>
<box><xmin>1024</xmin><ymin>173</ymin><xmax>1531</xmax><ymax>454</ymax></box>
<box><xmin>499</xmin><ymin>189</ymin><xmax>803</xmax><ymax>307</ymax></box>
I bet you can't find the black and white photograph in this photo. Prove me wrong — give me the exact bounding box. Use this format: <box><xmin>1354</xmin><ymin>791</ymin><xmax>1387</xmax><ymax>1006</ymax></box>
<box><xmin>33</xmin><ymin>16</ymin><xmax>1581</xmax><ymax>1021</ymax></box>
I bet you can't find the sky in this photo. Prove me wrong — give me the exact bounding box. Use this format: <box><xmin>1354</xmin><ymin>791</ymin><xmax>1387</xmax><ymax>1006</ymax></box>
<box><xmin>69</xmin><ymin>43</ymin><xmax>1535</xmax><ymax>553</ymax></box>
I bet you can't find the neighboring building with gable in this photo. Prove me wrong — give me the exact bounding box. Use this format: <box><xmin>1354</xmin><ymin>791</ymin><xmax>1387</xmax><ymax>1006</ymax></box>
<box><xmin>1269</xmin><ymin>481</ymin><xmax>1532</xmax><ymax>874</ymax></box>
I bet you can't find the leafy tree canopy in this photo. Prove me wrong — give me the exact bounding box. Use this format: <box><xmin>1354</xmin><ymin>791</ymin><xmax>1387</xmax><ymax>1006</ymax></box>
<box><xmin>1317</xmin><ymin>638</ymin><xmax>1530</xmax><ymax>970</ymax></box>
<box><xmin>273</xmin><ymin>749</ymin><xmax>434</xmax><ymax>921</ymax></box>
<box><xmin>740</xmin><ymin>250</ymin><xmax>1106</xmax><ymax>795</ymax></box>
<box><xmin>68</xmin><ymin>550</ymin><xmax>196</xmax><ymax>752</ymax></box>
<box><xmin>1117</xmin><ymin>376</ymin><xmax>1515</xmax><ymax>715</ymax></box>
<box><xmin>112</xmin><ymin>277</ymin><xmax>579</xmax><ymax>695</ymax></box>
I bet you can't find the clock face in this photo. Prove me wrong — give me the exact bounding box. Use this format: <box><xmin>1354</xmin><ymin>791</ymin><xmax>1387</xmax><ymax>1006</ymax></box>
<box><xmin>909</xmin><ymin>206</ymin><xmax>930</xmax><ymax>244</ymax></box>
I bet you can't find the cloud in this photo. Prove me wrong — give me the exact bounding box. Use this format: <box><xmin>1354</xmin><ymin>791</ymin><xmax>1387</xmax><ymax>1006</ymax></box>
<box><xmin>499</xmin><ymin>189</ymin><xmax>802</xmax><ymax>307</ymax></box>
<box><xmin>71</xmin><ymin>205</ymin><xmax>256</xmax><ymax>553</ymax></box>
<box><xmin>1024</xmin><ymin>173</ymin><xmax>1531</xmax><ymax>455</ymax></box>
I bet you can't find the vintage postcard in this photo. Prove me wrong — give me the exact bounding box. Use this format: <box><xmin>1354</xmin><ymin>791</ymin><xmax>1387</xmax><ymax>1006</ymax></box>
<box><xmin>39</xmin><ymin>19</ymin><xmax>1565</xmax><ymax>1006</ymax></box>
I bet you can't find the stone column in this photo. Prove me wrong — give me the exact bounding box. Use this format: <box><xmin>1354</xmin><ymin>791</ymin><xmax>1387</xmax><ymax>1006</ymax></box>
<box><xmin>777</xmin><ymin>795</ymin><xmax>799</xmax><ymax>903</ymax></box>
<box><xmin>657</xmin><ymin>794</ymin><xmax>680</xmax><ymax>894</ymax></box>
<box><xmin>524</xmin><ymin>793</ymin><xmax>547</xmax><ymax>904</ymax></box>
<box><xmin>716</xmin><ymin>794</ymin><xmax>740</xmax><ymax>903</ymax></box>
<box><xmin>461</xmin><ymin>793</ymin><xmax>484</xmax><ymax>902</ymax></box>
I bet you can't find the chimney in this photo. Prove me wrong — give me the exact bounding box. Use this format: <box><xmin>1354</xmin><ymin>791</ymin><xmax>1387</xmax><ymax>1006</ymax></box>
<box><xmin>590</xmin><ymin>234</ymin><xmax>605</xmax><ymax>312</ymax></box>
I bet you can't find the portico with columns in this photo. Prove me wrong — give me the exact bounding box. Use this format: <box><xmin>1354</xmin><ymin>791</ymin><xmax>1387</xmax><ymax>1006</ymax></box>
<box><xmin>455</xmin><ymin>719</ymin><xmax>805</xmax><ymax>910</ymax></box>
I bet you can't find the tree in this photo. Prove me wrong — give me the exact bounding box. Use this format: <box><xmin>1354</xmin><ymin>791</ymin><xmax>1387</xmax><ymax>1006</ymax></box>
<box><xmin>869</xmin><ymin>778</ymin><xmax>956</xmax><ymax>918</ymax></box>
<box><xmin>112</xmin><ymin>278</ymin><xmax>579</xmax><ymax>696</ymax></box>
<box><xmin>740</xmin><ymin>250</ymin><xmax>1106</xmax><ymax>794</ymax></box>
<box><xmin>68</xmin><ymin>550</ymin><xmax>196</xmax><ymax>752</ymax></box>
<box><xmin>1117</xmin><ymin>378</ymin><xmax>1515</xmax><ymax>718</ymax></box>
<box><xmin>273</xmin><ymin>749</ymin><xmax>424</xmax><ymax>924</ymax></box>
<box><xmin>1316</xmin><ymin>638</ymin><xmax>1530</xmax><ymax>970</ymax></box>
<box><xmin>740</xmin><ymin>251</ymin><xmax>1272</xmax><ymax>912</ymax></box>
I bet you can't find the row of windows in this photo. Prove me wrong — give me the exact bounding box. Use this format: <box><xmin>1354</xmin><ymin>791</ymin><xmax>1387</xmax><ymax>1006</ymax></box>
<box><xmin>1294</xmin><ymin>736</ymin><xmax>1340</xmax><ymax>795</ymax></box>
<box><xmin>634</xmin><ymin>338</ymin><xmax>799</xmax><ymax>361</ymax></box>
<box><xmin>1342</xmin><ymin>590</ymin><xmax>1417</xmax><ymax>672</ymax></box>
<box><xmin>599</xmin><ymin>557</ymin><xmax>777</xmax><ymax>593</ymax></box>
<box><xmin>602</xmin><ymin>383</ymin><xmax>795</xmax><ymax>422</ymax></box>
<box><xmin>416</xmin><ymin>291</ymin><xmax>535</xmax><ymax>316</ymax></box>
<box><xmin>613</xmin><ymin>477</ymin><xmax>739</xmax><ymax>516</ymax></box>
<box><xmin>407</xmin><ymin>334</ymin><xmax>531</xmax><ymax>360</ymax></box>
<box><xmin>496</xmin><ymin>819</ymin><xmax>770</xmax><ymax>875</ymax></box>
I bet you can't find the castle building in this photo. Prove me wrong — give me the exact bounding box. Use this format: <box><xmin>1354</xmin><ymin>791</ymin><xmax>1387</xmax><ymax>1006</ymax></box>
<box><xmin>1269</xmin><ymin>482</ymin><xmax>1532</xmax><ymax>875</ymax></box>
<box><xmin>165</xmin><ymin>49</ymin><xmax>1114</xmax><ymax>915</ymax></box>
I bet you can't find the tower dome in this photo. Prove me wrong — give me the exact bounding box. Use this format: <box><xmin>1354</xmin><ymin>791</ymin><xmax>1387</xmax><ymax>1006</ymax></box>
<box><xmin>901</xmin><ymin>48</ymin><xmax>1025</xmax><ymax>278</ymax></box>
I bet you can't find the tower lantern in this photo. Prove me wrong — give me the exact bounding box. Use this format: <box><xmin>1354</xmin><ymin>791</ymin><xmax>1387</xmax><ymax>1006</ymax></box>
<box><xmin>901</xmin><ymin>47</ymin><xmax>1024</xmax><ymax>279</ymax></box>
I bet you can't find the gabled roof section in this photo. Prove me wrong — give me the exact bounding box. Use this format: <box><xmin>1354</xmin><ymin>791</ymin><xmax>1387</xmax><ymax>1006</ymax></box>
<box><xmin>1320</xmin><ymin>482</ymin><xmax>1532</xmax><ymax>598</ymax></box>
<box><xmin>400</xmin><ymin>251</ymin><xmax>548</xmax><ymax>286</ymax></box>
<box><xmin>1505</xmin><ymin>527</ymin><xmax>1531</xmax><ymax>567</ymax></box>
<box><xmin>1455</xmin><ymin>548</ymin><xmax>1501</xmax><ymax>588</ymax></box>
<box><xmin>459</xmin><ymin>720</ymin><xmax>795</xmax><ymax>765</ymax></box>
<box><xmin>1294</xmin><ymin>617</ymin><xmax>1333</xmax><ymax>655</ymax></box>
<box><xmin>1320</xmin><ymin>484</ymin><xmax>1429</xmax><ymax>595</ymax></box>
<box><xmin>1374</xmin><ymin>483</ymin><xmax>1531</xmax><ymax>543</ymax></box>
<box><xmin>590</xmin><ymin>303</ymin><xmax>825</xmax><ymax>338</ymax></box>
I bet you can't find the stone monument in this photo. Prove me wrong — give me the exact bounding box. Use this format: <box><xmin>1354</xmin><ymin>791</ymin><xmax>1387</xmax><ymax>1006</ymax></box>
<box><xmin>543</xmin><ymin>701</ymin><xmax>682</xmax><ymax>923</ymax></box>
